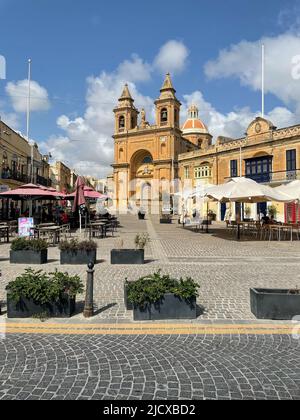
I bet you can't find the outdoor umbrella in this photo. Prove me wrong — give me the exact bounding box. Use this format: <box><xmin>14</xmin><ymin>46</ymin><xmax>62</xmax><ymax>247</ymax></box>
<box><xmin>67</xmin><ymin>186</ymin><xmax>107</xmax><ymax>200</ymax></box>
<box><xmin>204</xmin><ymin>178</ymin><xmax>291</xmax><ymax>203</ymax></box>
<box><xmin>72</xmin><ymin>177</ymin><xmax>86</xmax><ymax>232</ymax></box>
<box><xmin>274</xmin><ymin>181</ymin><xmax>300</xmax><ymax>202</ymax></box>
<box><xmin>0</xmin><ymin>184</ymin><xmax>65</xmax><ymax>217</ymax></box>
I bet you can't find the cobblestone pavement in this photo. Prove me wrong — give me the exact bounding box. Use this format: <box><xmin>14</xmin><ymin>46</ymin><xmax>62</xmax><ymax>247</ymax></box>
<box><xmin>1</xmin><ymin>215</ymin><xmax>300</xmax><ymax>321</ymax></box>
<box><xmin>1</xmin><ymin>216</ymin><xmax>300</xmax><ymax>400</ymax></box>
<box><xmin>0</xmin><ymin>333</ymin><xmax>299</xmax><ymax>400</ymax></box>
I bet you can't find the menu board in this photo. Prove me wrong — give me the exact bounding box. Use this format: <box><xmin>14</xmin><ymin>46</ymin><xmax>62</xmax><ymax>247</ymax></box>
<box><xmin>18</xmin><ymin>218</ymin><xmax>34</xmax><ymax>238</ymax></box>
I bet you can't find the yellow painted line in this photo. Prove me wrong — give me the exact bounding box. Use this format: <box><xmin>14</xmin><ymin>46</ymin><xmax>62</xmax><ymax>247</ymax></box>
<box><xmin>0</xmin><ymin>323</ymin><xmax>296</xmax><ymax>336</ymax></box>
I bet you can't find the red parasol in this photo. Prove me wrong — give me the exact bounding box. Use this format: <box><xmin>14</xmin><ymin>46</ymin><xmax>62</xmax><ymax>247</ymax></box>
<box><xmin>67</xmin><ymin>185</ymin><xmax>107</xmax><ymax>200</ymax></box>
<box><xmin>0</xmin><ymin>184</ymin><xmax>65</xmax><ymax>199</ymax></box>
<box><xmin>72</xmin><ymin>177</ymin><xmax>86</xmax><ymax>213</ymax></box>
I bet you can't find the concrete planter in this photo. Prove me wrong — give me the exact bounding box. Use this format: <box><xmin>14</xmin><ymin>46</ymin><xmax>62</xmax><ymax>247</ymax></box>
<box><xmin>7</xmin><ymin>295</ymin><xmax>76</xmax><ymax>319</ymax></box>
<box><xmin>138</xmin><ymin>214</ymin><xmax>145</xmax><ymax>220</ymax></box>
<box><xmin>60</xmin><ymin>249</ymin><xmax>97</xmax><ymax>265</ymax></box>
<box><xmin>160</xmin><ymin>219</ymin><xmax>172</xmax><ymax>224</ymax></box>
<box><xmin>111</xmin><ymin>249</ymin><xmax>144</xmax><ymax>265</ymax></box>
<box><xmin>133</xmin><ymin>293</ymin><xmax>197</xmax><ymax>321</ymax></box>
<box><xmin>251</xmin><ymin>288</ymin><xmax>300</xmax><ymax>320</ymax></box>
<box><xmin>10</xmin><ymin>249</ymin><xmax>48</xmax><ymax>265</ymax></box>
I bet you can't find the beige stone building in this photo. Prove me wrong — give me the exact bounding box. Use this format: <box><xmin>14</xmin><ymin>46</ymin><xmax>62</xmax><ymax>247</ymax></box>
<box><xmin>50</xmin><ymin>161</ymin><xmax>72</xmax><ymax>193</ymax></box>
<box><xmin>178</xmin><ymin>116</ymin><xmax>300</xmax><ymax>223</ymax></box>
<box><xmin>0</xmin><ymin>120</ymin><xmax>51</xmax><ymax>192</ymax></box>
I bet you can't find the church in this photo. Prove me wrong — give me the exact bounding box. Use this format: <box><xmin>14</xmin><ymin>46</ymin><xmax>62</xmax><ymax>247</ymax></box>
<box><xmin>112</xmin><ymin>73</ymin><xmax>210</xmax><ymax>213</ymax></box>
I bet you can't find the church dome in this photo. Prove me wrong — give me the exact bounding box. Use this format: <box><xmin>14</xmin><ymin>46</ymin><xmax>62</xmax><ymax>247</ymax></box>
<box><xmin>182</xmin><ymin>105</ymin><xmax>209</xmax><ymax>135</ymax></box>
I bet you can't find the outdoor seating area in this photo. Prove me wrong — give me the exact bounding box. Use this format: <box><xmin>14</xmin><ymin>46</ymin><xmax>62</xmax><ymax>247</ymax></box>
<box><xmin>226</xmin><ymin>220</ymin><xmax>300</xmax><ymax>241</ymax></box>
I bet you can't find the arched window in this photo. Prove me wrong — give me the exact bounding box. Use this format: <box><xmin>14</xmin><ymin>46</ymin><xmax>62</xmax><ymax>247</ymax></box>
<box><xmin>119</xmin><ymin>148</ymin><xmax>124</xmax><ymax>161</ymax></box>
<box><xmin>174</xmin><ymin>109</ymin><xmax>178</xmax><ymax>125</ymax></box>
<box><xmin>119</xmin><ymin>116</ymin><xmax>125</xmax><ymax>130</ymax></box>
<box><xmin>161</xmin><ymin>143</ymin><xmax>166</xmax><ymax>155</ymax></box>
<box><xmin>142</xmin><ymin>156</ymin><xmax>153</xmax><ymax>165</ymax></box>
<box><xmin>161</xmin><ymin>108</ymin><xmax>168</xmax><ymax>124</ymax></box>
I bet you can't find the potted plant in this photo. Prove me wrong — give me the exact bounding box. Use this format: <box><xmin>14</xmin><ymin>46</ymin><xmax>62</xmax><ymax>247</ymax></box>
<box><xmin>268</xmin><ymin>205</ymin><xmax>278</xmax><ymax>220</ymax></box>
<box><xmin>111</xmin><ymin>234</ymin><xmax>150</xmax><ymax>265</ymax></box>
<box><xmin>138</xmin><ymin>208</ymin><xmax>146</xmax><ymax>220</ymax></box>
<box><xmin>208</xmin><ymin>210</ymin><xmax>216</xmax><ymax>222</ymax></box>
<box><xmin>244</xmin><ymin>206</ymin><xmax>252</xmax><ymax>221</ymax></box>
<box><xmin>250</xmin><ymin>287</ymin><xmax>300</xmax><ymax>320</ymax></box>
<box><xmin>125</xmin><ymin>271</ymin><xmax>199</xmax><ymax>320</ymax></box>
<box><xmin>6</xmin><ymin>269</ymin><xmax>84</xmax><ymax>318</ymax></box>
<box><xmin>59</xmin><ymin>239</ymin><xmax>97</xmax><ymax>265</ymax></box>
<box><xmin>160</xmin><ymin>214</ymin><xmax>172</xmax><ymax>224</ymax></box>
<box><xmin>10</xmin><ymin>238</ymin><xmax>48</xmax><ymax>265</ymax></box>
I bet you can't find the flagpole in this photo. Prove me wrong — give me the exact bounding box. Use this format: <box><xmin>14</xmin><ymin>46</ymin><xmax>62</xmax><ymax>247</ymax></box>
<box><xmin>262</xmin><ymin>44</ymin><xmax>265</xmax><ymax>118</ymax></box>
<box><xmin>26</xmin><ymin>59</ymin><xmax>33</xmax><ymax>218</ymax></box>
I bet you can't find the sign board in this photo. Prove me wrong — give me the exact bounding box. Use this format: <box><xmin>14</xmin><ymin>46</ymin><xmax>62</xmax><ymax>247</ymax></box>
<box><xmin>18</xmin><ymin>218</ymin><xmax>34</xmax><ymax>238</ymax></box>
<box><xmin>0</xmin><ymin>185</ymin><xmax>9</xmax><ymax>193</ymax></box>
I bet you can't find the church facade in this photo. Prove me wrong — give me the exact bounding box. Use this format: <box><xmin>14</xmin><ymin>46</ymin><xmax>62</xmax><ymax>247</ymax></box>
<box><xmin>112</xmin><ymin>74</ymin><xmax>201</xmax><ymax>213</ymax></box>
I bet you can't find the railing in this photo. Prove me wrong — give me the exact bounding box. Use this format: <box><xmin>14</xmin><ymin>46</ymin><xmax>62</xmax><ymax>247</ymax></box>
<box><xmin>225</xmin><ymin>170</ymin><xmax>300</xmax><ymax>184</ymax></box>
<box><xmin>1</xmin><ymin>171</ymin><xmax>29</xmax><ymax>183</ymax></box>
<box><xmin>246</xmin><ymin>170</ymin><xmax>300</xmax><ymax>184</ymax></box>
<box><xmin>36</xmin><ymin>175</ymin><xmax>52</xmax><ymax>187</ymax></box>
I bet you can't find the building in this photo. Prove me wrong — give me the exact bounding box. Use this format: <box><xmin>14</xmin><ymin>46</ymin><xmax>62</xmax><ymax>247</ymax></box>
<box><xmin>178</xmin><ymin>116</ymin><xmax>300</xmax><ymax>223</ymax></box>
<box><xmin>84</xmin><ymin>176</ymin><xmax>107</xmax><ymax>194</ymax></box>
<box><xmin>0</xmin><ymin>120</ymin><xmax>51</xmax><ymax>192</ymax></box>
<box><xmin>112</xmin><ymin>74</ymin><xmax>198</xmax><ymax>212</ymax></box>
<box><xmin>50</xmin><ymin>161</ymin><xmax>72</xmax><ymax>193</ymax></box>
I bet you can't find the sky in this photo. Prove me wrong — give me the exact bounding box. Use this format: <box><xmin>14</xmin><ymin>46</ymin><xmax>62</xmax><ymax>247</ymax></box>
<box><xmin>1</xmin><ymin>0</ymin><xmax>300</xmax><ymax>177</ymax></box>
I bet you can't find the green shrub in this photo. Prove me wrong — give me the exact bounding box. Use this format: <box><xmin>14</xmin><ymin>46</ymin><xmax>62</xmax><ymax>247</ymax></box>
<box><xmin>126</xmin><ymin>271</ymin><xmax>199</xmax><ymax>308</ymax></box>
<box><xmin>6</xmin><ymin>268</ymin><xmax>84</xmax><ymax>305</ymax></box>
<box><xmin>11</xmin><ymin>238</ymin><xmax>48</xmax><ymax>252</ymax></box>
<box><xmin>134</xmin><ymin>233</ymin><xmax>150</xmax><ymax>250</ymax></box>
<box><xmin>59</xmin><ymin>239</ymin><xmax>97</xmax><ymax>252</ymax></box>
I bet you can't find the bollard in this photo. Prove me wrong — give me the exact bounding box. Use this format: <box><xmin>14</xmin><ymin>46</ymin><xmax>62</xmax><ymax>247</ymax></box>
<box><xmin>83</xmin><ymin>262</ymin><xmax>95</xmax><ymax>318</ymax></box>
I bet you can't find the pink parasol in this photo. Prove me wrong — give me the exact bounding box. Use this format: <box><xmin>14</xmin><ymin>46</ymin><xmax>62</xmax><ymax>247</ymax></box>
<box><xmin>0</xmin><ymin>184</ymin><xmax>65</xmax><ymax>199</ymax></box>
<box><xmin>67</xmin><ymin>185</ymin><xmax>107</xmax><ymax>200</ymax></box>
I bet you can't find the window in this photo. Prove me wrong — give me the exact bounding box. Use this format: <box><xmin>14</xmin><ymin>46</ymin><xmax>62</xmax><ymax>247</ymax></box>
<box><xmin>184</xmin><ymin>166</ymin><xmax>190</xmax><ymax>179</ymax></box>
<box><xmin>142</xmin><ymin>156</ymin><xmax>153</xmax><ymax>164</ymax></box>
<box><xmin>195</xmin><ymin>166</ymin><xmax>212</xmax><ymax>179</ymax></box>
<box><xmin>119</xmin><ymin>116</ymin><xmax>125</xmax><ymax>129</ymax></box>
<box><xmin>287</xmin><ymin>149</ymin><xmax>296</xmax><ymax>172</ymax></box>
<box><xmin>230</xmin><ymin>160</ymin><xmax>238</xmax><ymax>178</ymax></box>
<box><xmin>245</xmin><ymin>156</ymin><xmax>273</xmax><ymax>183</ymax></box>
<box><xmin>174</xmin><ymin>109</ymin><xmax>178</xmax><ymax>125</ymax></box>
<box><xmin>161</xmin><ymin>108</ymin><xmax>168</xmax><ymax>124</ymax></box>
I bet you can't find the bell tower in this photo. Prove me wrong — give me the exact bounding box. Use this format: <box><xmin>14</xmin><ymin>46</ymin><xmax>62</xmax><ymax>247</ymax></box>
<box><xmin>114</xmin><ymin>84</ymin><xmax>139</xmax><ymax>133</ymax></box>
<box><xmin>155</xmin><ymin>73</ymin><xmax>181</xmax><ymax>129</ymax></box>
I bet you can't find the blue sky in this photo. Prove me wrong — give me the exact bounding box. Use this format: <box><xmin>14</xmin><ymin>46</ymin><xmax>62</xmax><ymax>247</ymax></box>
<box><xmin>1</xmin><ymin>0</ymin><xmax>300</xmax><ymax>176</ymax></box>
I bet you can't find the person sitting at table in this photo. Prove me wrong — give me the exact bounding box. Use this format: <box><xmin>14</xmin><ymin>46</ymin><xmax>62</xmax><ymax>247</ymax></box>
<box><xmin>60</xmin><ymin>210</ymin><xmax>69</xmax><ymax>225</ymax></box>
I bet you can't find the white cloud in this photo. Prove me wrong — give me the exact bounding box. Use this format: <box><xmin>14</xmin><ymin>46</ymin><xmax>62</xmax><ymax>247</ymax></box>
<box><xmin>204</xmin><ymin>33</ymin><xmax>300</xmax><ymax>112</ymax></box>
<box><xmin>42</xmin><ymin>56</ymin><xmax>154</xmax><ymax>178</ymax></box>
<box><xmin>154</xmin><ymin>40</ymin><xmax>190</xmax><ymax>74</ymax></box>
<box><xmin>5</xmin><ymin>79</ymin><xmax>50</xmax><ymax>112</ymax></box>
<box><xmin>117</xmin><ymin>54</ymin><xmax>152</xmax><ymax>82</ymax></box>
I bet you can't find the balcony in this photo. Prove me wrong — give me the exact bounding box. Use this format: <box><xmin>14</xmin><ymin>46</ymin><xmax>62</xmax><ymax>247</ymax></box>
<box><xmin>246</xmin><ymin>170</ymin><xmax>300</xmax><ymax>185</ymax></box>
<box><xmin>1</xmin><ymin>170</ymin><xmax>29</xmax><ymax>183</ymax></box>
<box><xmin>36</xmin><ymin>175</ymin><xmax>52</xmax><ymax>187</ymax></box>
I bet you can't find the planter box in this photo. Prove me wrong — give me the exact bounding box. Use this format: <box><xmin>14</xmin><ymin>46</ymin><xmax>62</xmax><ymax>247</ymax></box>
<box><xmin>60</xmin><ymin>249</ymin><xmax>97</xmax><ymax>265</ymax></box>
<box><xmin>138</xmin><ymin>214</ymin><xmax>145</xmax><ymax>220</ymax></box>
<box><xmin>251</xmin><ymin>288</ymin><xmax>300</xmax><ymax>320</ymax></box>
<box><xmin>10</xmin><ymin>249</ymin><xmax>48</xmax><ymax>265</ymax></box>
<box><xmin>160</xmin><ymin>219</ymin><xmax>172</xmax><ymax>224</ymax></box>
<box><xmin>111</xmin><ymin>249</ymin><xmax>144</xmax><ymax>265</ymax></box>
<box><xmin>124</xmin><ymin>284</ymin><xmax>133</xmax><ymax>310</ymax></box>
<box><xmin>133</xmin><ymin>293</ymin><xmax>197</xmax><ymax>321</ymax></box>
<box><xmin>7</xmin><ymin>295</ymin><xmax>76</xmax><ymax>319</ymax></box>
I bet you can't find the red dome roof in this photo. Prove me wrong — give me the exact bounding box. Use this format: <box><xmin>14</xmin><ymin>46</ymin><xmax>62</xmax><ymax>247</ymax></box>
<box><xmin>182</xmin><ymin>105</ymin><xmax>209</xmax><ymax>135</ymax></box>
